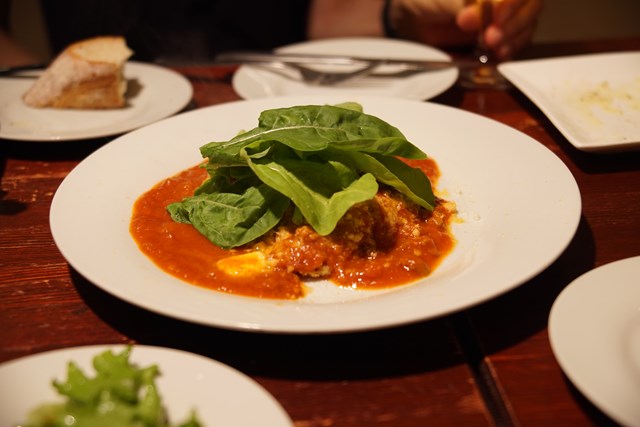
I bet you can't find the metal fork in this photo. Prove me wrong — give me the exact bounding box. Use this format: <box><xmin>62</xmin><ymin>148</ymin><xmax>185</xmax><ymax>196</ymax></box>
<box><xmin>239</xmin><ymin>60</ymin><xmax>383</xmax><ymax>86</ymax></box>
<box><xmin>286</xmin><ymin>61</ymin><xmax>383</xmax><ymax>86</ymax></box>
<box><xmin>217</xmin><ymin>51</ymin><xmax>466</xmax><ymax>86</ymax></box>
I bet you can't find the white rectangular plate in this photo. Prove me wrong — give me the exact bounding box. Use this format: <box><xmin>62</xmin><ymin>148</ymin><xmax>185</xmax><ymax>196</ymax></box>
<box><xmin>499</xmin><ymin>51</ymin><xmax>640</xmax><ymax>152</ymax></box>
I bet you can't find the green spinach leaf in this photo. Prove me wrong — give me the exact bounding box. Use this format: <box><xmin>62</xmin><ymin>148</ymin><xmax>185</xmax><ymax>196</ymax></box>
<box><xmin>168</xmin><ymin>184</ymin><xmax>290</xmax><ymax>249</ymax></box>
<box><xmin>169</xmin><ymin>103</ymin><xmax>434</xmax><ymax>248</ymax></box>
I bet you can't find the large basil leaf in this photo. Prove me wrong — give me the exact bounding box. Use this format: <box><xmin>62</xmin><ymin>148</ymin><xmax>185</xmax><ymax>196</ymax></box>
<box><xmin>352</xmin><ymin>152</ymin><xmax>434</xmax><ymax>210</ymax></box>
<box><xmin>314</xmin><ymin>148</ymin><xmax>434</xmax><ymax>210</ymax></box>
<box><xmin>200</xmin><ymin>105</ymin><xmax>425</xmax><ymax>165</ymax></box>
<box><xmin>244</xmin><ymin>152</ymin><xmax>378</xmax><ymax>235</ymax></box>
<box><xmin>169</xmin><ymin>103</ymin><xmax>435</xmax><ymax>248</ymax></box>
<box><xmin>167</xmin><ymin>184</ymin><xmax>290</xmax><ymax>249</ymax></box>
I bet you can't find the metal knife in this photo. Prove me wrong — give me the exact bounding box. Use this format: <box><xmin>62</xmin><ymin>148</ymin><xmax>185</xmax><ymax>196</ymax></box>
<box><xmin>215</xmin><ymin>51</ymin><xmax>479</xmax><ymax>70</ymax></box>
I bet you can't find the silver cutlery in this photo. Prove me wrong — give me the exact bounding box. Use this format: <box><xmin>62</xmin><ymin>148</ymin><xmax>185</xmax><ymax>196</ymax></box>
<box><xmin>215</xmin><ymin>51</ymin><xmax>476</xmax><ymax>86</ymax></box>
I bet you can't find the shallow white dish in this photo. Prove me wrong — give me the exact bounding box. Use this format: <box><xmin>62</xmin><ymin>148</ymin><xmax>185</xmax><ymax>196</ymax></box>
<box><xmin>0</xmin><ymin>344</ymin><xmax>293</xmax><ymax>427</ymax></box>
<box><xmin>0</xmin><ymin>61</ymin><xmax>193</xmax><ymax>141</ymax></box>
<box><xmin>499</xmin><ymin>51</ymin><xmax>640</xmax><ymax>152</ymax></box>
<box><xmin>549</xmin><ymin>256</ymin><xmax>640</xmax><ymax>427</ymax></box>
<box><xmin>50</xmin><ymin>95</ymin><xmax>581</xmax><ymax>333</ymax></box>
<box><xmin>233</xmin><ymin>37</ymin><xmax>458</xmax><ymax>100</ymax></box>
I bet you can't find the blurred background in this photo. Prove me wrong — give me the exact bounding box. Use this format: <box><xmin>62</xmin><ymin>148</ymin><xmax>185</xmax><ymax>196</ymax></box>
<box><xmin>4</xmin><ymin>0</ymin><xmax>640</xmax><ymax>64</ymax></box>
<box><xmin>533</xmin><ymin>0</ymin><xmax>640</xmax><ymax>43</ymax></box>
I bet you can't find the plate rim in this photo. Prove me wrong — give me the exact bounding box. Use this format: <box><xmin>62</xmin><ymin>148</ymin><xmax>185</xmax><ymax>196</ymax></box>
<box><xmin>0</xmin><ymin>344</ymin><xmax>294</xmax><ymax>427</ymax></box>
<box><xmin>232</xmin><ymin>37</ymin><xmax>458</xmax><ymax>101</ymax></box>
<box><xmin>49</xmin><ymin>95</ymin><xmax>582</xmax><ymax>334</ymax></box>
<box><xmin>548</xmin><ymin>255</ymin><xmax>640</xmax><ymax>427</ymax></box>
<box><xmin>0</xmin><ymin>61</ymin><xmax>193</xmax><ymax>142</ymax></box>
<box><xmin>498</xmin><ymin>51</ymin><xmax>640</xmax><ymax>153</ymax></box>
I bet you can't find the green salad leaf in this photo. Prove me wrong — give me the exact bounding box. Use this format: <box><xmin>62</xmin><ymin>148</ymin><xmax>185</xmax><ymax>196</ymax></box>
<box><xmin>168</xmin><ymin>103</ymin><xmax>434</xmax><ymax>249</ymax></box>
<box><xmin>21</xmin><ymin>347</ymin><xmax>203</xmax><ymax>427</ymax></box>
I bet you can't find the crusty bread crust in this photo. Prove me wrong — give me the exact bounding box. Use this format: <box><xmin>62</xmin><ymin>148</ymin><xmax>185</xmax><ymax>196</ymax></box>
<box><xmin>23</xmin><ymin>36</ymin><xmax>133</xmax><ymax>109</ymax></box>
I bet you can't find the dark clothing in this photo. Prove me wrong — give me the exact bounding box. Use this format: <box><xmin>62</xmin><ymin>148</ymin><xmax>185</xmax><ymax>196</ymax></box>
<box><xmin>40</xmin><ymin>0</ymin><xmax>311</xmax><ymax>63</ymax></box>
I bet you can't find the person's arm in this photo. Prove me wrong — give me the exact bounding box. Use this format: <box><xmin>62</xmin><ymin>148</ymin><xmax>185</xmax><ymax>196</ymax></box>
<box><xmin>307</xmin><ymin>0</ymin><xmax>542</xmax><ymax>58</ymax></box>
<box><xmin>0</xmin><ymin>28</ymin><xmax>39</xmax><ymax>66</ymax></box>
<box><xmin>307</xmin><ymin>0</ymin><xmax>386</xmax><ymax>39</ymax></box>
<box><xmin>457</xmin><ymin>0</ymin><xmax>543</xmax><ymax>58</ymax></box>
<box><xmin>307</xmin><ymin>0</ymin><xmax>473</xmax><ymax>46</ymax></box>
<box><xmin>0</xmin><ymin>0</ymin><xmax>40</xmax><ymax>66</ymax></box>
<box><xmin>386</xmin><ymin>0</ymin><xmax>474</xmax><ymax>47</ymax></box>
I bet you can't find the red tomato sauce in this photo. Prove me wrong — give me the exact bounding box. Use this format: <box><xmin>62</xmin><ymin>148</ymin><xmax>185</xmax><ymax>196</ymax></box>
<box><xmin>130</xmin><ymin>159</ymin><xmax>455</xmax><ymax>299</ymax></box>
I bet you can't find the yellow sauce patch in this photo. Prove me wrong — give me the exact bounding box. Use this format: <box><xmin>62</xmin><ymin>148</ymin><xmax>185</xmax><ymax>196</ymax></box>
<box><xmin>216</xmin><ymin>252</ymin><xmax>267</xmax><ymax>277</ymax></box>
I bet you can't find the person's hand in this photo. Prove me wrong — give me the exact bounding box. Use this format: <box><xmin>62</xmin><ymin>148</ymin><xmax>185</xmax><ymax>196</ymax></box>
<box><xmin>308</xmin><ymin>0</ymin><xmax>470</xmax><ymax>42</ymax></box>
<box><xmin>391</xmin><ymin>0</ymin><xmax>467</xmax><ymax>24</ymax></box>
<box><xmin>389</xmin><ymin>0</ymin><xmax>542</xmax><ymax>58</ymax></box>
<box><xmin>457</xmin><ymin>0</ymin><xmax>543</xmax><ymax>59</ymax></box>
<box><xmin>307</xmin><ymin>0</ymin><xmax>542</xmax><ymax>58</ymax></box>
<box><xmin>388</xmin><ymin>0</ymin><xmax>474</xmax><ymax>48</ymax></box>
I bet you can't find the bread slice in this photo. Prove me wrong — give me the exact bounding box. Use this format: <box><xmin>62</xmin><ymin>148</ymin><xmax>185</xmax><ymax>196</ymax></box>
<box><xmin>23</xmin><ymin>36</ymin><xmax>133</xmax><ymax>109</ymax></box>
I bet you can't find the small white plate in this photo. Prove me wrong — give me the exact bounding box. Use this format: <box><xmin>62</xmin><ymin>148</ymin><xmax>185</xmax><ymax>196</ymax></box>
<box><xmin>50</xmin><ymin>95</ymin><xmax>581</xmax><ymax>333</ymax></box>
<box><xmin>233</xmin><ymin>37</ymin><xmax>458</xmax><ymax>100</ymax></box>
<box><xmin>499</xmin><ymin>51</ymin><xmax>640</xmax><ymax>152</ymax></box>
<box><xmin>549</xmin><ymin>256</ymin><xmax>640</xmax><ymax>427</ymax></box>
<box><xmin>0</xmin><ymin>345</ymin><xmax>293</xmax><ymax>427</ymax></box>
<box><xmin>0</xmin><ymin>62</ymin><xmax>193</xmax><ymax>141</ymax></box>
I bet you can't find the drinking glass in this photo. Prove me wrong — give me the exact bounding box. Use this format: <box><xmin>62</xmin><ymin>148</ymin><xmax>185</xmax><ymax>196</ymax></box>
<box><xmin>459</xmin><ymin>0</ymin><xmax>510</xmax><ymax>89</ymax></box>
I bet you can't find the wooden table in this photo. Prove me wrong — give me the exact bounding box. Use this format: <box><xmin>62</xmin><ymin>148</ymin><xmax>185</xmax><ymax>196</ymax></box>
<box><xmin>2</xmin><ymin>37</ymin><xmax>639</xmax><ymax>426</ymax></box>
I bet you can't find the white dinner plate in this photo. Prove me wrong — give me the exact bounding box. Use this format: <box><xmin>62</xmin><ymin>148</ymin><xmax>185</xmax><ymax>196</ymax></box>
<box><xmin>50</xmin><ymin>95</ymin><xmax>581</xmax><ymax>333</ymax></box>
<box><xmin>0</xmin><ymin>61</ymin><xmax>193</xmax><ymax>141</ymax></box>
<box><xmin>0</xmin><ymin>345</ymin><xmax>293</xmax><ymax>427</ymax></box>
<box><xmin>233</xmin><ymin>37</ymin><xmax>458</xmax><ymax>100</ymax></box>
<box><xmin>549</xmin><ymin>256</ymin><xmax>640</xmax><ymax>427</ymax></box>
<box><xmin>499</xmin><ymin>51</ymin><xmax>640</xmax><ymax>152</ymax></box>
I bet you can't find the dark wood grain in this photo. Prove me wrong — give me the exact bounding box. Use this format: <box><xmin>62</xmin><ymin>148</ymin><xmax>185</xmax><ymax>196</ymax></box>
<box><xmin>2</xmin><ymin>37</ymin><xmax>639</xmax><ymax>427</ymax></box>
<box><xmin>448</xmin><ymin>38</ymin><xmax>640</xmax><ymax>427</ymax></box>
